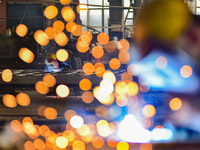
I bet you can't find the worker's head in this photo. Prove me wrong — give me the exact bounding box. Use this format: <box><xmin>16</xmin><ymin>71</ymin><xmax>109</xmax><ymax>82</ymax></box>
<box><xmin>135</xmin><ymin>0</ymin><xmax>192</xmax><ymax>46</ymax></box>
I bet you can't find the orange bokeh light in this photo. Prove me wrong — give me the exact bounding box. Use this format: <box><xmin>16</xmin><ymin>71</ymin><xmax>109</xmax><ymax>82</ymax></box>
<box><xmin>92</xmin><ymin>46</ymin><xmax>104</xmax><ymax>59</ymax></box>
<box><xmin>35</xmin><ymin>81</ymin><xmax>49</xmax><ymax>94</ymax></box>
<box><xmin>104</xmin><ymin>41</ymin><xmax>117</xmax><ymax>53</ymax></box>
<box><xmin>34</xmin><ymin>30</ymin><xmax>49</xmax><ymax>46</ymax></box>
<box><xmin>140</xmin><ymin>143</ymin><xmax>152</xmax><ymax>150</ymax></box>
<box><xmin>16</xmin><ymin>24</ymin><xmax>28</xmax><ymax>37</ymax></box>
<box><xmin>103</xmin><ymin>71</ymin><xmax>116</xmax><ymax>85</ymax></box>
<box><xmin>3</xmin><ymin>94</ymin><xmax>17</xmax><ymax>108</ymax></box>
<box><xmin>24</xmin><ymin>141</ymin><xmax>35</xmax><ymax>150</ymax></box>
<box><xmin>37</xmin><ymin>105</ymin><xmax>46</xmax><ymax>117</ymax></box>
<box><xmin>107</xmin><ymin>136</ymin><xmax>118</xmax><ymax>148</ymax></box>
<box><xmin>61</xmin><ymin>6</ymin><xmax>75</xmax><ymax>22</ymax></box>
<box><xmin>169</xmin><ymin>97</ymin><xmax>182</xmax><ymax>111</ymax></box>
<box><xmin>39</xmin><ymin>125</ymin><xmax>50</xmax><ymax>137</ymax></box>
<box><xmin>10</xmin><ymin>120</ymin><xmax>22</xmax><ymax>133</ymax></box>
<box><xmin>121</xmin><ymin>72</ymin><xmax>133</xmax><ymax>81</ymax></box>
<box><xmin>97</xmin><ymin>32</ymin><xmax>109</xmax><ymax>45</ymax></box>
<box><xmin>72</xmin><ymin>140</ymin><xmax>85</xmax><ymax>150</ymax></box>
<box><xmin>56</xmin><ymin>49</ymin><xmax>69</xmax><ymax>62</ymax></box>
<box><xmin>76</xmin><ymin>40</ymin><xmax>89</xmax><ymax>53</ymax></box>
<box><xmin>77</xmin><ymin>4</ymin><xmax>88</xmax><ymax>14</ymax></box>
<box><xmin>95</xmin><ymin>66</ymin><xmax>105</xmax><ymax>77</ymax></box>
<box><xmin>79</xmin><ymin>78</ymin><xmax>92</xmax><ymax>91</ymax></box>
<box><xmin>117</xmin><ymin>39</ymin><xmax>130</xmax><ymax>52</ymax></box>
<box><xmin>80</xmin><ymin>31</ymin><xmax>93</xmax><ymax>43</ymax></box>
<box><xmin>44</xmin><ymin>5</ymin><xmax>58</xmax><ymax>19</ymax></box>
<box><xmin>127</xmin><ymin>81</ymin><xmax>138</xmax><ymax>96</ymax></box>
<box><xmin>82</xmin><ymin>91</ymin><xmax>94</xmax><ymax>104</ymax></box>
<box><xmin>66</xmin><ymin>21</ymin><xmax>77</xmax><ymax>32</ymax></box>
<box><xmin>118</xmin><ymin>51</ymin><xmax>130</xmax><ymax>64</ymax></box>
<box><xmin>72</xmin><ymin>25</ymin><xmax>83</xmax><ymax>36</ymax></box>
<box><xmin>180</xmin><ymin>65</ymin><xmax>193</xmax><ymax>78</ymax></box>
<box><xmin>53</xmin><ymin>20</ymin><xmax>65</xmax><ymax>32</ymax></box>
<box><xmin>156</xmin><ymin>56</ymin><xmax>168</xmax><ymax>69</ymax></box>
<box><xmin>44</xmin><ymin>107</ymin><xmax>58</xmax><ymax>120</ymax></box>
<box><xmin>19</xmin><ymin>48</ymin><xmax>34</xmax><ymax>63</ymax></box>
<box><xmin>116</xmin><ymin>95</ymin><xmax>128</xmax><ymax>107</ymax></box>
<box><xmin>56</xmin><ymin>136</ymin><xmax>68</xmax><ymax>148</ymax></box>
<box><xmin>16</xmin><ymin>93</ymin><xmax>31</xmax><ymax>106</ymax></box>
<box><xmin>45</xmin><ymin>27</ymin><xmax>55</xmax><ymax>40</ymax></box>
<box><xmin>56</xmin><ymin>84</ymin><xmax>70</xmax><ymax>97</ymax></box>
<box><xmin>2</xmin><ymin>69</ymin><xmax>12</xmax><ymax>82</ymax></box>
<box><xmin>115</xmin><ymin>81</ymin><xmax>127</xmax><ymax>95</ymax></box>
<box><xmin>142</xmin><ymin>104</ymin><xmax>156</xmax><ymax>118</ymax></box>
<box><xmin>109</xmin><ymin>58</ymin><xmax>121</xmax><ymax>70</ymax></box>
<box><xmin>92</xmin><ymin>137</ymin><xmax>104</xmax><ymax>148</ymax></box>
<box><xmin>54</xmin><ymin>32</ymin><xmax>69</xmax><ymax>46</ymax></box>
<box><xmin>33</xmin><ymin>139</ymin><xmax>45</xmax><ymax>150</ymax></box>
<box><xmin>60</xmin><ymin>0</ymin><xmax>72</xmax><ymax>5</ymax></box>
<box><xmin>43</xmin><ymin>74</ymin><xmax>56</xmax><ymax>88</ymax></box>
<box><xmin>82</xmin><ymin>63</ymin><xmax>95</xmax><ymax>75</ymax></box>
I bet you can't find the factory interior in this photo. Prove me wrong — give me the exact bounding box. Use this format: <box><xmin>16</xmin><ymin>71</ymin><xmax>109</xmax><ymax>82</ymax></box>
<box><xmin>0</xmin><ymin>0</ymin><xmax>200</xmax><ymax>149</ymax></box>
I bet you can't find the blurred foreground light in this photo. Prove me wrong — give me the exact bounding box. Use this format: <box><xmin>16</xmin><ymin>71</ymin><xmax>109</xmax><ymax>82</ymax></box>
<box><xmin>97</xmin><ymin>32</ymin><xmax>109</xmax><ymax>45</ymax></box>
<box><xmin>76</xmin><ymin>124</ymin><xmax>91</xmax><ymax>136</ymax></box>
<box><xmin>116</xmin><ymin>95</ymin><xmax>128</xmax><ymax>107</ymax></box>
<box><xmin>2</xmin><ymin>69</ymin><xmax>12</xmax><ymax>82</ymax></box>
<box><xmin>76</xmin><ymin>40</ymin><xmax>89</xmax><ymax>53</ymax></box>
<box><xmin>44</xmin><ymin>5</ymin><xmax>58</xmax><ymax>19</ymax></box>
<box><xmin>54</xmin><ymin>32</ymin><xmax>69</xmax><ymax>46</ymax></box>
<box><xmin>118</xmin><ymin>51</ymin><xmax>130</xmax><ymax>64</ymax></box>
<box><xmin>10</xmin><ymin>120</ymin><xmax>22</xmax><ymax>133</ymax></box>
<box><xmin>61</xmin><ymin>6</ymin><xmax>75</xmax><ymax>22</ymax></box>
<box><xmin>60</xmin><ymin>0</ymin><xmax>72</xmax><ymax>5</ymax></box>
<box><xmin>127</xmin><ymin>81</ymin><xmax>138</xmax><ymax>96</ymax></box>
<box><xmin>169</xmin><ymin>97</ymin><xmax>182</xmax><ymax>111</ymax></box>
<box><xmin>117</xmin><ymin>39</ymin><xmax>130</xmax><ymax>52</ymax></box>
<box><xmin>107</xmin><ymin>136</ymin><xmax>118</xmax><ymax>148</ymax></box>
<box><xmin>56</xmin><ymin>84</ymin><xmax>70</xmax><ymax>97</ymax></box>
<box><xmin>79</xmin><ymin>78</ymin><xmax>92</xmax><ymax>91</ymax></box>
<box><xmin>43</xmin><ymin>74</ymin><xmax>56</xmax><ymax>87</ymax></box>
<box><xmin>16</xmin><ymin>24</ymin><xmax>28</xmax><ymax>37</ymax></box>
<box><xmin>56</xmin><ymin>136</ymin><xmax>68</xmax><ymax>148</ymax></box>
<box><xmin>117</xmin><ymin>142</ymin><xmax>129</xmax><ymax>150</ymax></box>
<box><xmin>100</xmin><ymin>79</ymin><xmax>114</xmax><ymax>95</ymax></box>
<box><xmin>19</xmin><ymin>48</ymin><xmax>34</xmax><ymax>63</ymax></box>
<box><xmin>140</xmin><ymin>143</ymin><xmax>152</xmax><ymax>150</ymax></box>
<box><xmin>151</xmin><ymin>127</ymin><xmax>173</xmax><ymax>141</ymax></box>
<box><xmin>82</xmin><ymin>91</ymin><xmax>94</xmax><ymax>104</ymax></box>
<box><xmin>63</xmin><ymin>130</ymin><xmax>75</xmax><ymax>142</ymax></box>
<box><xmin>66</xmin><ymin>21</ymin><xmax>77</xmax><ymax>32</ymax></box>
<box><xmin>121</xmin><ymin>72</ymin><xmax>133</xmax><ymax>81</ymax></box>
<box><xmin>105</xmin><ymin>41</ymin><xmax>117</xmax><ymax>53</ymax></box>
<box><xmin>115</xmin><ymin>81</ymin><xmax>127</xmax><ymax>95</ymax></box>
<box><xmin>92</xmin><ymin>137</ymin><xmax>104</xmax><ymax>148</ymax></box>
<box><xmin>95</xmin><ymin>106</ymin><xmax>108</xmax><ymax>118</ymax></box>
<box><xmin>53</xmin><ymin>20</ymin><xmax>65</xmax><ymax>32</ymax></box>
<box><xmin>44</xmin><ymin>107</ymin><xmax>58</xmax><ymax>120</ymax></box>
<box><xmin>56</xmin><ymin>49</ymin><xmax>69</xmax><ymax>62</ymax></box>
<box><xmin>80</xmin><ymin>31</ymin><xmax>93</xmax><ymax>43</ymax></box>
<box><xmin>97</xmin><ymin>120</ymin><xmax>111</xmax><ymax>137</ymax></box>
<box><xmin>142</xmin><ymin>104</ymin><xmax>156</xmax><ymax>118</ymax></box>
<box><xmin>72</xmin><ymin>25</ymin><xmax>83</xmax><ymax>36</ymax></box>
<box><xmin>39</xmin><ymin>125</ymin><xmax>50</xmax><ymax>137</ymax></box>
<box><xmin>33</xmin><ymin>139</ymin><xmax>45</xmax><ymax>150</ymax></box>
<box><xmin>109</xmin><ymin>58</ymin><xmax>121</xmax><ymax>70</ymax></box>
<box><xmin>64</xmin><ymin>110</ymin><xmax>77</xmax><ymax>121</ymax></box>
<box><xmin>34</xmin><ymin>30</ymin><xmax>49</xmax><ymax>46</ymax></box>
<box><xmin>72</xmin><ymin>140</ymin><xmax>85</xmax><ymax>150</ymax></box>
<box><xmin>180</xmin><ymin>65</ymin><xmax>192</xmax><ymax>78</ymax></box>
<box><xmin>156</xmin><ymin>56</ymin><xmax>167</xmax><ymax>69</ymax></box>
<box><xmin>103</xmin><ymin>71</ymin><xmax>116</xmax><ymax>85</ymax></box>
<box><xmin>37</xmin><ymin>105</ymin><xmax>46</xmax><ymax>117</ymax></box>
<box><xmin>70</xmin><ymin>115</ymin><xmax>84</xmax><ymax>128</ymax></box>
<box><xmin>82</xmin><ymin>63</ymin><xmax>94</xmax><ymax>75</ymax></box>
<box><xmin>77</xmin><ymin>4</ymin><xmax>88</xmax><ymax>14</ymax></box>
<box><xmin>45</xmin><ymin>27</ymin><xmax>55</xmax><ymax>40</ymax></box>
<box><xmin>92</xmin><ymin>46</ymin><xmax>104</xmax><ymax>59</ymax></box>
<box><xmin>35</xmin><ymin>81</ymin><xmax>49</xmax><ymax>94</ymax></box>
<box><xmin>16</xmin><ymin>93</ymin><xmax>31</xmax><ymax>106</ymax></box>
<box><xmin>24</xmin><ymin>141</ymin><xmax>35</xmax><ymax>150</ymax></box>
<box><xmin>3</xmin><ymin>94</ymin><xmax>17</xmax><ymax>108</ymax></box>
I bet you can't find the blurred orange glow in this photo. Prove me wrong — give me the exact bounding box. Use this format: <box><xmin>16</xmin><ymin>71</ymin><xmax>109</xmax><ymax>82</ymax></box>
<box><xmin>97</xmin><ymin>32</ymin><xmax>109</xmax><ymax>45</ymax></box>
<box><xmin>117</xmin><ymin>141</ymin><xmax>129</xmax><ymax>150</ymax></box>
<box><xmin>37</xmin><ymin>105</ymin><xmax>46</xmax><ymax>117</ymax></box>
<box><xmin>60</xmin><ymin>0</ymin><xmax>72</xmax><ymax>5</ymax></box>
<box><xmin>115</xmin><ymin>81</ymin><xmax>127</xmax><ymax>95</ymax></box>
<box><xmin>94</xmin><ymin>62</ymin><xmax>105</xmax><ymax>70</ymax></box>
<box><xmin>92</xmin><ymin>46</ymin><xmax>104</xmax><ymax>59</ymax></box>
<box><xmin>142</xmin><ymin>104</ymin><xmax>156</xmax><ymax>118</ymax></box>
<box><xmin>44</xmin><ymin>107</ymin><xmax>58</xmax><ymax>120</ymax></box>
<box><xmin>109</xmin><ymin>58</ymin><xmax>121</xmax><ymax>70</ymax></box>
<box><xmin>118</xmin><ymin>51</ymin><xmax>130</xmax><ymax>64</ymax></box>
<box><xmin>121</xmin><ymin>72</ymin><xmax>133</xmax><ymax>81</ymax></box>
<box><xmin>82</xmin><ymin>91</ymin><xmax>94</xmax><ymax>104</ymax></box>
<box><xmin>107</xmin><ymin>136</ymin><xmax>118</xmax><ymax>148</ymax></box>
<box><xmin>140</xmin><ymin>143</ymin><xmax>152</xmax><ymax>150</ymax></box>
<box><xmin>3</xmin><ymin>94</ymin><xmax>17</xmax><ymax>108</ymax></box>
<box><xmin>56</xmin><ymin>136</ymin><xmax>68</xmax><ymax>148</ymax></box>
<box><xmin>100</xmin><ymin>79</ymin><xmax>114</xmax><ymax>95</ymax></box>
<box><xmin>54</xmin><ymin>32</ymin><xmax>69</xmax><ymax>46</ymax></box>
<box><xmin>24</xmin><ymin>141</ymin><xmax>35</xmax><ymax>150</ymax></box>
<box><xmin>23</xmin><ymin>122</ymin><xmax>38</xmax><ymax>137</ymax></box>
<box><xmin>56</xmin><ymin>84</ymin><xmax>70</xmax><ymax>97</ymax></box>
<box><xmin>45</xmin><ymin>27</ymin><xmax>55</xmax><ymax>40</ymax></box>
<box><xmin>16</xmin><ymin>93</ymin><xmax>31</xmax><ymax>106</ymax></box>
<box><xmin>16</xmin><ymin>24</ymin><xmax>28</xmax><ymax>37</ymax></box>
<box><xmin>35</xmin><ymin>81</ymin><xmax>49</xmax><ymax>94</ymax></box>
<box><xmin>19</xmin><ymin>47</ymin><xmax>34</xmax><ymax>63</ymax></box>
<box><xmin>80</xmin><ymin>31</ymin><xmax>92</xmax><ymax>43</ymax></box>
<box><xmin>79</xmin><ymin>78</ymin><xmax>92</xmax><ymax>91</ymax></box>
<box><xmin>77</xmin><ymin>4</ymin><xmax>88</xmax><ymax>14</ymax></box>
<box><xmin>43</xmin><ymin>74</ymin><xmax>56</xmax><ymax>88</ymax></box>
<box><xmin>76</xmin><ymin>124</ymin><xmax>91</xmax><ymax>136</ymax></box>
<box><xmin>127</xmin><ymin>81</ymin><xmax>139</xmax><ymax>96</ymax></box>
<box><xmin>140</xmin><ymin>82</ymin><xmax>150</xmax><ymax>93</ymax></box>
<box><xmin>72</xmin><ymin>140</ymin><xmax>85</xmax><ymax>150</ymax></box>
<box><xmin>72</xmin><ymin>25</ymin><xmax>83</xmax><ymax>36</ymax></box>
<box><xmin>156</xmin><ymin>56</ymin><xmax>167</xmax><ymax>69</ymax></box>
<box><xmin>53</xmin><ymin>20</ymin><xmax>65</xmax><ymax>32</ymax></box>
<box><xmin>66</xmin><ymin>21</ymin><xmax>77</xmax><ymax>32</ymax></box>
<box><xmin>44</xmin><ymin>5</ymin><xmax>58</xmax><ymax>19</ymax></box>
<box><xmin>116</xmin><ymin>95</ymin><xmax>128</xmax><ymax>107</ymax></box>
<box><xmin>95</xmin><ymin>66</ymin><xmax>105</xmax><ymax>77</ymax></box>
<box><xmin>39</xmin><ymin>125</ymin><xmax>50</xmax><ymax>137</ymax></box>
<box><xmin>82</xmin><ymin>63</ymin><xmax>94</xmax><ymax>75</ymax></box>
<box><xmin>22</xmin><ymin>117</ymin><xmax>33</xmax><ymax>124</ymax></box>
<box><xmin>10</xmin><ymin>120</ymin><xmax>22</xmax><ymax>133</ymax></box>
<box><xmin>61</xmin><ymin>6</ymin><xmax>75</xmax><ymax>22</ymax></box>
<box><xmin>104</xmin><ymin>41</ymin><xmax>117</xmax><ymax>53</ymax></box>
<box><xmin>70</xmin><ymin>115</ymin><xmax>84</xmax><ymax>128</ymax></box>
<box><xmin>180</xmin><ymin>65</ymin><xmax>193</xmax><ymax>78</ymax></box>
<box><xmin>63</xmin><ymin>130</ymin><xmax>75</xmax><ymax>143</ymax></box>
<box><xmin>103</xmin><ymin>71</ymin><xmax>116</xmax><ymax>85</ymax></box>
<box><xmin>92</xmin><ymin>137</ymin><xmax>104</xmax><ymax>148</ymax></box>
<box><xmin>56</xmin><ymin>49</ymin><xmax>69</xmax><ymax>62</ymax></box>
<box><xmin>76</xmin><ymin>40</ymin><xmax>89</xmax><ymax>53</ymax></box>
<box><xmin>117</xmin><ymin>39</ymin><xmax>130</xmax><ymax>52</ymax></box>
<box><xmin>33</xmin><ymin>139</ymin><xmax>45</xmax><ymax>150</ymax></box>
<box><xmin>2</xmin><ymin>69</ymin><xmax>12</xmax><ymax>82</ymax></box>
<box><xmin>169</xmin><ymin>97</ymin><xmax>182</xmax><ymax>111</ymax></box>
<box><xmin>64</xmin><ymin>110</ymin><xmax>77</xmax><ymax>121</ymax></box>
<box><xmin>95</xmin><ymin>106</ymin><xmax>108</xmax><ymax>118</ymax></box>
<box><xmin>97</xmin><ymin>120</ymin><xmax>111</xmax><ymax>137</ymax></box>
<box><xmin>34</xmin><ymin>30</ymin><xmax>49</xmax><ymax>46</ymax></box>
